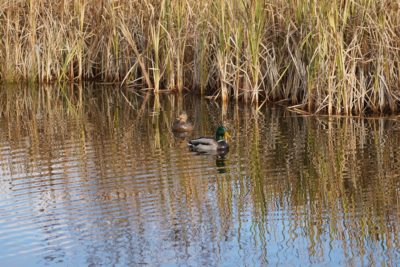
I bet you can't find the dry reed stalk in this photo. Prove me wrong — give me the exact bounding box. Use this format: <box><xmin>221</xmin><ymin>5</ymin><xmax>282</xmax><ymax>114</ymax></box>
<box><xmin>0</xmin><ymin>0</ymin><xmax>400</xmax><ymax>115</ymax></box>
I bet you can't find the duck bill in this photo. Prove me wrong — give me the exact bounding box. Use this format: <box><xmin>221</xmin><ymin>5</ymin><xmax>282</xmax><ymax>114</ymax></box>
<box><xmin>225</xmin><ymin>131</ymin><xmax>231</xmax><ymax>140</ymax></box>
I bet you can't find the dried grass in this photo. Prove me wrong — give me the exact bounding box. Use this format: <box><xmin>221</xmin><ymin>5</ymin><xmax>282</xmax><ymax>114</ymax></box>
<box><xmin>1</xmin><ymin>0</ymin><xmax>399</xmax><ymax>115</ymax></box>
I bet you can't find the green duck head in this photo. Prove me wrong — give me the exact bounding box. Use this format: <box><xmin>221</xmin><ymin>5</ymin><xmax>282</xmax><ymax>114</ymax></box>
<box><xmin>215</xmin><ymin>125</ymin><xmax>230</xmax><ymax>141</ymax></box>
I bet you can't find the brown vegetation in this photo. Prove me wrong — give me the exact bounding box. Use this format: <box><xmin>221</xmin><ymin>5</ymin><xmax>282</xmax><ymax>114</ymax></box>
<box><xmin>1</xmin><ymin>0</ymin><xmax>400</xmax><ymax>115</ymax></box>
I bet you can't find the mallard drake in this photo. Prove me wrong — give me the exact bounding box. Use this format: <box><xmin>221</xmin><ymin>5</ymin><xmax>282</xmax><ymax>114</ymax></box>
<box><xmin>172</xmin><ymin>112</ymin><xmax>193</xmax><ymax>132</ymax></box>
<box><xmin>188</xmin><ymin>125</ymin><xmax>230</xmax><ymax>153</ymax></box>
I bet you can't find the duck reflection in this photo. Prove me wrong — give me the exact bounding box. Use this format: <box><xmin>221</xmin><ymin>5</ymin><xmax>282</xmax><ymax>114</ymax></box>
<box><xmin>216</xmin><ymin>155</ymin><xmax>227</xmax><ymax>173</ymax></box>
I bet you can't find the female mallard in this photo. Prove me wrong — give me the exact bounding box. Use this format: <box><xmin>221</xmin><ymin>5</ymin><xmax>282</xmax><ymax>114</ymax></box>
<box><xmin>188</xmin><ymin>126</ymin><xmax>230</xmax><ymax>153</ymax></box>
<box><xmin>172</xmin><ymin>112</ymin><xmax>193</xmax><ymax>132</ymax></box>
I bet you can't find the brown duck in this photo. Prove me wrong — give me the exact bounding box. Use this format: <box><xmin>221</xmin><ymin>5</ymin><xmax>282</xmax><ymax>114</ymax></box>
<box><xmin>172</xmin><ymin>112</ymin><xmax>193</xmax><ymax>132</ymax></box>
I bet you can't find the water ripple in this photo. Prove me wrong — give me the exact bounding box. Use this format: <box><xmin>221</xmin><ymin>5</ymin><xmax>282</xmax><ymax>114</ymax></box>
<box><xmin>0</xmin><ymin>106</ymin><xmax>399</xmax><ymax>266</ymax></box>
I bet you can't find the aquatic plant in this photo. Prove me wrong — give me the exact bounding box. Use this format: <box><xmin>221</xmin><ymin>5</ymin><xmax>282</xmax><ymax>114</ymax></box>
<box><xmin>0</xmin><ymin>0</ymin><xmax>399</xmax><ymax>115</ymax></box>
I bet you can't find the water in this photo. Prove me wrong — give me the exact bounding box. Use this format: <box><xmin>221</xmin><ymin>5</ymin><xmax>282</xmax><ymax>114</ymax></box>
<box><xmin>0</xmin><ymin>89</ymin><xmax>399</xmax><ymax>266</ymax></box>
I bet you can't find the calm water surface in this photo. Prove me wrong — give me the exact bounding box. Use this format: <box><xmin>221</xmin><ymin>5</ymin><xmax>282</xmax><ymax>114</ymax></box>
<box><xmin>0</xmin><ymin>89</ymin><xmax>399</xmax><ymax>266</ymax></box>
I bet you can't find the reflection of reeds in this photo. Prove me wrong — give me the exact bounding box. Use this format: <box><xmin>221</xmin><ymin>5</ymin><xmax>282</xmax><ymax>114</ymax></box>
<box><xmin>0</xmin><ymin>88</ymin><xmax>399</xmax><ymax>264</ymax></box>
<box><xmin>220</xmin><ymin>105</ymin><xmax>399</xmax><ymax>260</ymax></box>
<box><xmin>1</xmin><ymin>1</ymin><xmax>400</xmax><ymax>114</ymax></box>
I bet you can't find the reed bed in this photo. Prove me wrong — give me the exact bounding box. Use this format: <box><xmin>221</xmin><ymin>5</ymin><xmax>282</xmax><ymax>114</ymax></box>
<box><xmin>1</xmin><ymin>0</ymin><xmax>400</xmax><ymax>115</ymax></box>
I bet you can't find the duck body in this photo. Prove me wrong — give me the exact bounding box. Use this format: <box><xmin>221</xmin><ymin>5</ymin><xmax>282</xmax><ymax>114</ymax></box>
<box><xmin>172</xmin><ymin>112</ymin><xmax>193</xmax><ymax>132</ymax></box>
<box><xmin>188</xmin><ymin>126</ymin><xmax>229</xmax><ymax>154</ymax></box>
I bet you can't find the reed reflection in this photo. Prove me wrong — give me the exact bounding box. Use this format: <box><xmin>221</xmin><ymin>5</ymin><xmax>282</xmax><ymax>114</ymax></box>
<box><xmin>0</xmin><ymin>85</ymin><xmax>398</xmax><ymax>266</ymax></box>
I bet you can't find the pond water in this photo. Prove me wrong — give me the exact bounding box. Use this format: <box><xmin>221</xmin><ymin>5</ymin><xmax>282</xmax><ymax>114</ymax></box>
<box><xmin>0</xmin><ymin>87</ymin><xmax>399</xmax><ymax>266</ymax></box>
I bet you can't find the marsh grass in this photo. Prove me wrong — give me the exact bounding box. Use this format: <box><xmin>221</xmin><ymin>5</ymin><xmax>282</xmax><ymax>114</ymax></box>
<box><xmin>1</xmin><ymin>0</ymin><xmax>400</xmax><ymax>115</ymax></box>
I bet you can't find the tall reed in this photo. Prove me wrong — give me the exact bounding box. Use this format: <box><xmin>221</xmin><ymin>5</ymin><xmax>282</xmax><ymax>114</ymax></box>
<box><xmin>0</xmin><ymin>0</ymin><xmax>399</xmax><ymax>115</ymax></box>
